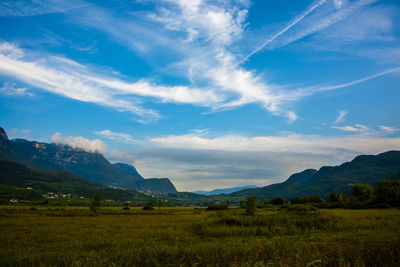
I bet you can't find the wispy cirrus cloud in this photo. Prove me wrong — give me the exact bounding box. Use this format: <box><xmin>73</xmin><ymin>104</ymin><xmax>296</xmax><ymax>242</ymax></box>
<box><xmin>0</xmin><ymin>42</ymin><xmax>227</xmax><ymax>122</ymax></box>
<box><xmin>0</xmin><ymin>0</ymin><xmax>398</xmax><ymax>124</ymax></box>
<box><xmin>149</xmin><ymin>132</ymin><xmax>400</xmax><ymax>157</ymax></box>
<box><xmin>334</xmin><ymin>110</ymin><xmax>348</xmax><ymax>124</ymax></box>
<box><xmin>0</xmin><ymin>82</ymin><xmax>32</xmax><ymax>96</ymax></box>
<box><xmin>242</xmin><ymin>0</ymin><xmax>327</xmax><ymax>63</ymax></box>
<box><xmin>379</xmin><ymin>125</ymin><xmax>400</xmax><ymax>134</ymax></box>
<box><xmin>332</xmin><ymin>124</ymin><xmax>369</xmax><ymax>132</ymax></box>
<box><xmin>94</xmin><ymin>129</ymin><xmax>138</xmax><ymax>144</ymax></box>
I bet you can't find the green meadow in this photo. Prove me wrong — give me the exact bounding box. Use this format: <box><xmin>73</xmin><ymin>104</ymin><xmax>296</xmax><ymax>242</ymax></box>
<box><xmin>1</xmin><ymin>206</ymin><xmax>399</xmax><ymax>266</ymax></box>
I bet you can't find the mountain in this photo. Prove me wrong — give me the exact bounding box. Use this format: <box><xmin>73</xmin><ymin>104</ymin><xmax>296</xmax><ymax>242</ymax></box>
<box><xmin>194</xmin><ymin>185</ymin><xmax>259</xmax><ymax>196</ymax></box>
<box><xmin>0</xmin><ymin>127</ymin><xmax>177</xmax><ymax>192</ymax></box>
<box><xmin>230</xmin><ymin>151</ymin><xmax>400</xmax><ymax>199</ymax></box>
<box><xmin>113</xmin><ymin>163</ymin><xmax>144</xmax><ymax>180</ymax></box>
<box><xmin>0</xmin><ymin>160</ymin><xmax>150</xmax><ymax>202</ymax></box>
<box><xmin>113</xmin><ymin>163</ymin><xmax>177</xmax><ymax>193</ymax></box>
<box><xmin>136</xmin><ymin>178</ymin><xmax>177</xmax><ymax>193</ymax></box>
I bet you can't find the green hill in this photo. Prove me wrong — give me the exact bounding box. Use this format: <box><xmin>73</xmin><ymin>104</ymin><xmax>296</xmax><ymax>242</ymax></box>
<box><xmin>0</xmin><ymin>160</ymin><xmax>150</xmax><ymax>202</ymax></box>
<box><xmin>230</xmin><ymin>151</ymin><xmax>400</xmax><ymax>199</ymax></box>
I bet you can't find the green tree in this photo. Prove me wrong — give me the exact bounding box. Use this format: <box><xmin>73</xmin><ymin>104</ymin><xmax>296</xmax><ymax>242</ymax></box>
<box><xmin>239</xmin><ymin>200</ymin><xmax>245</xmax><ymax>209</ymax></box>
<box><xmin>226</xmin><ymin>199</ymin><xmax>230</xmax><ymax>206</ymax></box>
<box><xmin>375</xmin><ymin>179</ymin><xmax>400</xmax><ymax>206</ymax></box>
<box><xmin>327</xmin><ymin>192</ymin><xmax>349</xmax><ymax>204</ymax></box>
<box><xmin>352</xmin><ymin>184</ymin><xmax>374</xmax><ymax>202</ymax></box>
<box><xmin>260</xmin><ymin>196</ymin><xmax>268</xmax><ymax>208</ymax></box>
<box><xmin>89</xmin><ymin>193</ymin><xmax>101</xmax><ymax>212</ymax></box>
<box><xmin>157</xmin><ymin>199</ymin><xmax>165</xmax><ymax>209</ymax></box>
<box><xmin>245</xmin><ymin>195</ymin><xmax>257</xmax><ymax>216</ymax></box>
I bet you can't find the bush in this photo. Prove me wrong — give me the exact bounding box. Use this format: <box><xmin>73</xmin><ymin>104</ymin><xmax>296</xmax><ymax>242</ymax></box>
<box><xmin>291</xmin><ymin>195</ymin><xmax>324</xmax><ymax>204</ymax></box>
<box><xmin>327</xmin><ymin>192</ymin><xmax>351</xmax><ymax>206</ymax></box>
<box><xmin>375</xmin><ymin>179</ymin><xmax>400</xmax><ymax>207</ymax></box>
<box><xmin>271</xmin><ymin>196</ymin><xmax>288</xmax><ymax>205</ymax></box>
<box><xmin>89</xmin><ymin>193</ymin><xmax>101</xmax><ymax>212</ymax></box>
<box><xmin>352</xmin><ymin>184</ymin><xmax>374</xmax><ymax>202</ymax></box>
<box><xmin>142</xmin><ymin>205</ymin><xmax>154</xmax><ymax>210</ymax></box>
<box><xmin>206</xmin><ymin>204</ymin><xmax>228</xmax><ymax>210</ymax></box>
<box><xmin>285</xmin><ymin>205</ymin><xmax>319</xmax><ymax>214</ymax></box>
<box><xmin>122</xmin><ymin>206</ymin><xmax>130</xmax><ymax>210</ymax></box>
<box><xmin>245</xmin><ymin>195</ymin><xmax>257</xmax><ymax>216</ymax></box>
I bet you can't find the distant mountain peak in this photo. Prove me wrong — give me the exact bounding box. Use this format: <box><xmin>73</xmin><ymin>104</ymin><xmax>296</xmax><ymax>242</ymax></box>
<box><xmin>0</xmin><ymin>127</ymin><xmax>8</xmax><ymax>141</ymax></box>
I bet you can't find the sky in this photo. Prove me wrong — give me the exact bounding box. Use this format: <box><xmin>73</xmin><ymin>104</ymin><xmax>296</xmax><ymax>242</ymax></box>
<box><xmin>0</xmin><ymin>0</ymin><xmax>400</xmax><ymax>191</ymax></box>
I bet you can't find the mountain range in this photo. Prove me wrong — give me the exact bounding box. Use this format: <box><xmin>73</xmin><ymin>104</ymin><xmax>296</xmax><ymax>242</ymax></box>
<box><xmin>0</xmin><ymin>160</ymin><xmax>150</xmax><ymax>202</ymax></box>
<box><xmin>0</xmin><ymin>127</ymin><xmax>176</xmax><ymax>193</ymax></box>
<box><xmin>194</xmin><ymin>185</ymin><xmax>259</xmax><ymax>196</ymax></box>
<box><xmin>1</xmin><ymin>127</ymin><xmax>399</xmax><ymax>203</ymax></box>
<box><xmin>230</xmin><ymin>150</ymin><xmax>400</xmax><ymax>199</ymax></box>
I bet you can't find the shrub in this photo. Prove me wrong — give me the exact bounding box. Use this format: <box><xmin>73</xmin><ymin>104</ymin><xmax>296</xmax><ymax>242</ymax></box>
<box><xmin>142</xmin><ymin>205</ymin><xmax>154</xmax><ymax>210</ymax></box>
<box><xmin>207</xmin><ymin>204</ymin><xmax>228</xmax><ymax>210</ymax></box>
<box><xmin>327</xmin><ymin>192</ymin><xmax>350</xmax><ymax>205</ymax></box>
<box><xmin>271</xmin><ymin>196</ymin><xmax>288</xmax><ymax>205</ymax></box>
<box><xmin>89</xmin><ymin>193</ymin><xmax>101</xmax><ymax>212</ymax></box>
<box><xmin>291</xmin><ymin>195</ymin><xmax>323</xmax><ymax>204</ymax></box>
<box><xmin>352</xmin><ymin>184</ymin><xmax>374</xmax><ymax>202</ymax></box>
<box><xmin>122</xmin><ymin>206</ymin><xmax>130</xmax><ymax>210</ymax></box>
<box><xmin>258</xmin><ymin>196</ymin><xmax>269</xmax><ymax>208</ymax></box>
<box><xmin>286</xmin><ymin>205</ymin><xmax>319</xmax><ymax>214</ymax></box>
<box><xmin>375</xmin><ymin>179</ymin><xmax>400</xmax><ymax>207</ymax></box>
<box><xmin>245</xmin><ymin>195</ymin><xmax>257</xmax><ymax>216</ymax></box>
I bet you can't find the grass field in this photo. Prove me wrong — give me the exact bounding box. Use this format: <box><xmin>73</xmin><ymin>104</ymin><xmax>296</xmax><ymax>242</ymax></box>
<box><xmin>1</xmin><ymin>206</ymin><xmax>399</xmax><ymax>266</ymax></box>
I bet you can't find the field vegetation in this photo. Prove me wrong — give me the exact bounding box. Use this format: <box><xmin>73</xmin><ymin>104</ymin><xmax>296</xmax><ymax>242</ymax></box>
<box><xmin>1</xmin><ymin>205</ymin><xmax>399</xmax><ymax>266</ymax></box>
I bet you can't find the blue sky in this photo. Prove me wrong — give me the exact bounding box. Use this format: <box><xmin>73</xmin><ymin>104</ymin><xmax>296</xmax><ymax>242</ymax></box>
<box><xmin>1</xmin><ymin>0</ymin><xmax>399</xmax><ymax>191</ymax></box>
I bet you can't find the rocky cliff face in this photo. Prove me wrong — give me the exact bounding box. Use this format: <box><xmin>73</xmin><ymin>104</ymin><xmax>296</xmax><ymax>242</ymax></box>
<box><xmin>0</xmin><ymin>127</ymin><xmax>8</xmax><ymax>141</ymax></box>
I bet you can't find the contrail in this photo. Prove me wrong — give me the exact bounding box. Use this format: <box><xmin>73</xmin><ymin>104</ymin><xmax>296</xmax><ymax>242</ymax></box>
<box><xmin>240</xmin><ymin>0</ymin><xmax>327</xmax><ymax>64</ymax></box>
<box><xmin>318</xmin><ymin>66</ymin><xmax>400</xmax><ymax>91</ymax></box>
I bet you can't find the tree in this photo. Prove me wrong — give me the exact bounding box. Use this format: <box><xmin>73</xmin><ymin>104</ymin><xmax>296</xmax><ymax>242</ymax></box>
<box><xmin>260</xmin><ymin>196</ymin><xmax>269</xmax><ymax>208</ymax></box>
<box><xmin>271</xmin><ymin>196</ymin><xmax>288</xmax><ymax>205</ymax></box>
<box><xmin>226</xmin><ymin>199</ymin><xmax>230</xmax><ymax>206</ymax></box>
<box><xmin>239</xmin><ymin>200</ymin><xmax>245</xmax><ymax>209</ymax></box>
<box><xmin>352</xmin><ymin>184</ymin><xmax>374</xmax><ymax>202</ymax></box>
<box><xmin>157</xmin><ymin>199</ymin><xmax>165</xmax><ymax>209</ymax></box>
<box><xmin>327</xmin><ymin>192</ymin><xmax>349</xmax><ymax>204</ymax></box>
<box><xmin>89</xmin><ymin>193</ymin><xmax>101</xmax><ymax>212</ymax></box>
<box><xmin>245</xmin><ymin>195</ymin><xmax>257</xmax><ymax>216</ymax></box>
<box><xmin>375</xmin><ymin>179</ymin><xmax>400</xmax><ymax>206</ymax></box>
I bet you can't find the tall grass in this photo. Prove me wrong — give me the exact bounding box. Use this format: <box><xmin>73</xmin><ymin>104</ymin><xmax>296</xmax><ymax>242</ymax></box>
<box><xmin>0</xmin><ymin>206</ymin><xmax>399</xmax><ymax>266</ymax></box>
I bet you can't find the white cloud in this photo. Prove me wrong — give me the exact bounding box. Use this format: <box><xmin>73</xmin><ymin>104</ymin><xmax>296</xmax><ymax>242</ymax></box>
<box><xmin>286</xmin><ymin>111</ymin><xmax>298</xmax><ymax>123</ymax></box>
<box><xmin>332</xmin><ymin>124</ymin><xmax>369</xmax><ymax>132</ymax></box>
<box><xmin>0</xmin><ymin>82</ymin><xmax>32</xmax><ymax>96</ymax></box>
<box><xmin>94</xmin><ymin>129</ymin><xmax>138</xmax><ymax>144</ymax></box>
<box><xmin>149</xmin><ymin>132</ymin><xmax>400</xmax><ymax>157</ymax></box>
<box><xmin>149</xmin><ymin>0</ymin><xmax>248</xmax><ymax>45</ymax></box>
<box><xmin>333</xmin><ymin>0</ymin><xmax>347</xmax><ymax>9</ymax></box>
<box><xmin>334</xmin><ymin>110</ymin><xmax>348</xmax><ymax>124</ymax></box>
<box><xmin>50</xmin><ymin>132</ymin><xmax>106</xmax><ymax>153</ymax></box>
<box><xmin>0</xmin><ymin>42</ymin><xmax>228</xmax><ymax>122</ymax></box>
<box><xmin>0</xmin><ymin>1</ymin><xmax>397</xmax><ymax>124</ymax></box>
<box><xmin>133</xmin><ymin>131</ymin><xmax>400</xmax><ymax>190</ymax></box>
<box><xmin>379</xmin><ymin>125</ymin><xmax>400</xmax><ymax>134</ymax></box>
<box><xmin>21</xmin><ymin>129</ymin><xmax>30</xmax><ymax>134</ymax></box>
